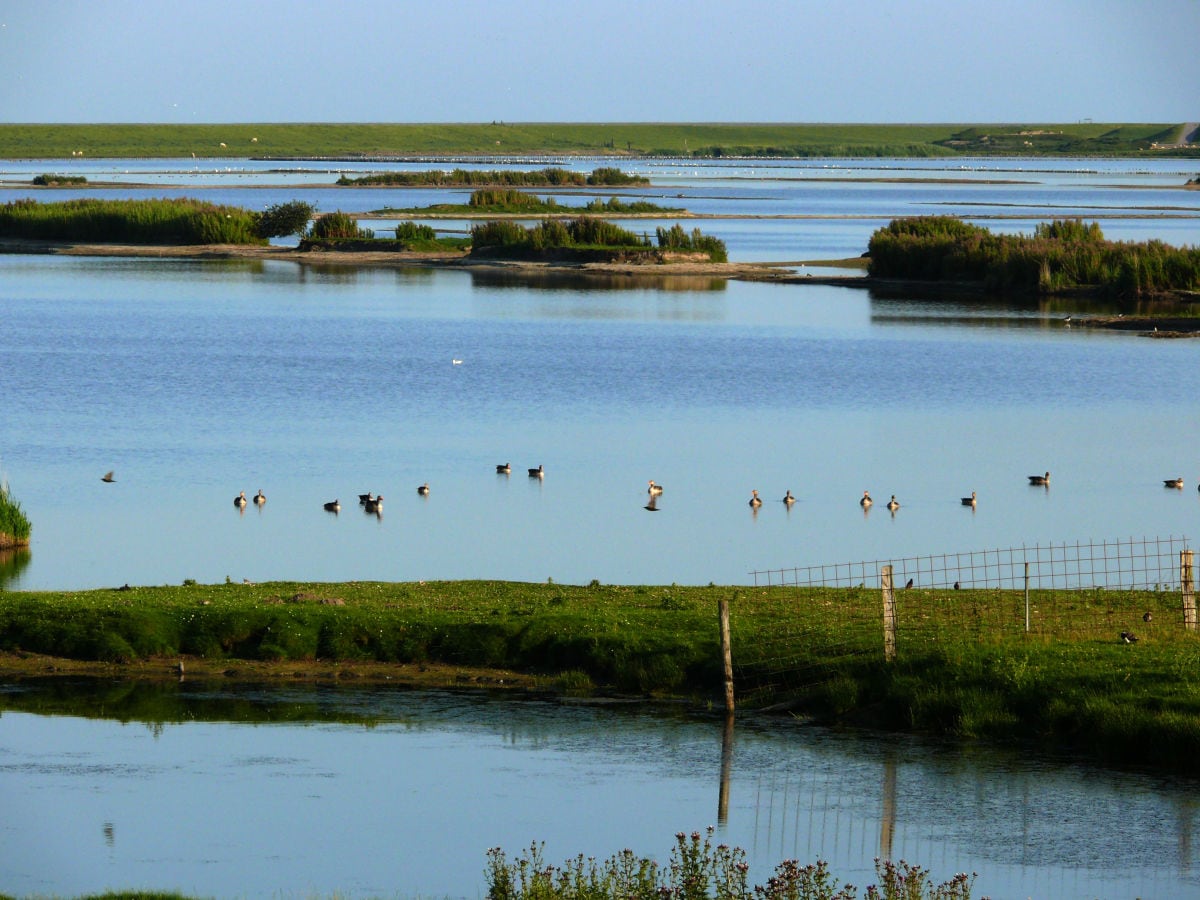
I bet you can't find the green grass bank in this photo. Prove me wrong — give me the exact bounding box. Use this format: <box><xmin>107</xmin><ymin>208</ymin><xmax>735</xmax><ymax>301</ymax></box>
<box><xmin>1</xmin><ymin>122</ymin><xmax>1193</xmax><ymax>159</ymax></box>
<box><xmin>2</xmin><ymin>579</ymin><xmax>1199</xmax><ymax>771</ymax></box>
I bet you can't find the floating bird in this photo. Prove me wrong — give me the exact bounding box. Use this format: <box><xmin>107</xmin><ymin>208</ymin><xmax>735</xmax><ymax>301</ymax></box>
<box><xmin>364</xmin><ymin>494</ymin><xmax>383</xmax><ymax>512</ymax></box>
<box><xmin>253</xmin><ymin>489</ymin><xmax>266</xmax><ymax>505</ymax></box>
<box><xmin>452</xmin><ymin>359</ymin><xmax>463</xmax><ymax>365</ymax></box>
<box><xmin>782</xmin><ymin>490</ymin><xmax>795</xmax><ymax>505</ymax></box>
<box><xmin>886</xmin><ymin>495</ymin><xmax>900</xmax><ymax>511</ymax></box>
<box><xmin>528</xmin><ymin>465</ymin><xmax>544</xmax><ymax>478</ymax></box>
<box><xmin>358</xmin><ymin>492</ymin><xmax>375</xmax><ymax>505</ymax></box>
<box><xmin>1120</xmin><ymin>631</ymin><xmax>1139</xmax><ymax>644</ymax></box>
<box><xmin>101</xmin><ymin>470</ymin><xmax>116</xmax><ymax>483</ymax></box>
<box><xmin>1164</xmin><ymin>477</ymin><xmax>1184</xmax><ymax>489</ymax></box>
<box><xmin>417</xmin><ymin>483</ymin><xmax>430</xmax><ymax>496</ymax></box>
<box><xmin>323</xmin><ymin>499</ymin><xmax>341</xmax><ymax>512</ymax></box>
<box><xmin>648</xmin><ymin>480</ymin><xmax>664</xmax><ymax>495</ymax></box>
<box><xmin>860</xmin><ymin>490</ymin><xmax>873</xmax><ymax>508</ymax></box>
<box><xmin>961</xmin><ymin>491</ymin><xmax>977</xmax><ymax>506</ymax></box>
<box><xmin>496</xmin><ymin>463</ymin><xmax>511</xmax><ymax>474</ymax></box>
<box><xmin>234</xmin><ymin>490</ymin><xmax>248</xmax><ymax>508</ymax></box>
<box><xmin>1028</xmin><ymin>471</ymin><xmax>1050</xmax><ymax>486</ymax></box>
<box><xmin>905</xmin><ymin>578</ymin><xmax>913</xmax><ymax>589</ymax></box>
<box><xmin>1143</xmin><ymin>611</ymin><xmax>1153</xmax><ymax>623</ymax></box>
<box><xmin>749</xmin><ymin>490</ymin><xmax>763</xmax><ymax>508</ymax></box>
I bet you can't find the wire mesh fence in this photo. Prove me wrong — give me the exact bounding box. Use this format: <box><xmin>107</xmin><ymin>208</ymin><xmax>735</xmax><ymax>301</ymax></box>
<box><xmin>733</xmin><ymin>536</ymin><xmax>1194</xmax><ymax>705</ymax></box>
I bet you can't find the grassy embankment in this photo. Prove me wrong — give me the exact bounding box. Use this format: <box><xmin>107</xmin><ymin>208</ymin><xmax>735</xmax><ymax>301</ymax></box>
<box><xmin>869</xmin><ymin>216</ymin><xmax>1200</xmax><ymax>299</ymax></box>
<box><xmin>0</xmin><ymin>122</ymin><xmax>1193</xmax><ymax>159</ymax></box>
<box><xmin>0</xmin><ymin>482</ymin><xmax>31</xmax><ymax>550</ymax></box>
<box><xmin>337</xmin><ymin>166</ymin><xmax>649</xmax><ymax>187</ymax></box>
<box><xmin>2</xmin><ymin>579</ymin><xmax>1199</xmax><ymax>771</ymax></box>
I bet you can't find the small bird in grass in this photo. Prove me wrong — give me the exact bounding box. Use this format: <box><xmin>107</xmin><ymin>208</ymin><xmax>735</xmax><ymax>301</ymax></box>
<box><xmin>749</xmin><ymin>490</ymin><xmax>762</xmax><ymax>508</ymax></box>
<box><xmin>1120</xmin><ymin>631</ymin><xmax>1139</xmax><ymax>644</ymax></box>
<box><xmin>323</xmin><ymin>499</ymin><xmax>340</xmax><ymax>512</ymax></box>
<box><xmin>782</xmin><ymin>490</ymin><xmax>795</xmax><ymax>505</ymax></box>
<box><xmin>101</xmin><ymin>470</ymin><xmax>116</xmax><ymax>483</ymax></box>
<box><xmin>860</xmin><ymin>490</ymin><xmax>872</xmax><ymax>508</ymax></box>
<box><xmin>1143</xmin><ymin>611</ymin><xmax>1153</xmax><ymax>623</ymax></box>
<box><xmin>528</xmin><ymin>464</ymin><xmax>544</xmax><ymax>478</ymax></box>
<box><xmin>253</xmin><ymin>489</ymin><xmax>266</xmax><ymax>505</ymax></box>
<box><xmin>962</xmin><ymin>491</ymin><xmax>977</xmax><ymax>507</ymax></box>
<box><xmin>234</xmin><ymin>491</ymin><xmax>247</xmax><ymax>508</ymax></box>
<box><xmin>1028</xmin><ymin>471</ymin><xmax>1050</xmax><ymax>486</ymax></box>
<box><xmin>887</xmin><ymin>495</ymin><xmax>900</xmax><ymax>511</ymax></box>
<box><xmin>647</xmin><ymin>480</ymin><xmax>664</xmax><ymax>496</ymax></box>
<box><xmin>417</xmin><ymin>483</ymin><xmax>430</xmax><ymax>496</ymax></box>
<box><xmin>1164</xmin><ymin>477</ymin><xmax>1184</xmax><ymax>489</ymax></box>
<box><xmin>905</xmin><ymin>578</ymin><xmax>913</xmax><ymax>589</ymax></box>
<box><xmin>496</xmin><ymin>463</ymin><xmax>511</xmax><ymax>475</ymax></box>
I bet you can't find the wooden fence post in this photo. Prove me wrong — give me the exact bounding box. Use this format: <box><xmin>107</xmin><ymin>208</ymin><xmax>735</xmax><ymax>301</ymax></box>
<box><xmin>881</xmin><ymin>565</ymin><xmax>897</xmax><ymax>662</ymax></box>
<box><xmin>719</xmin><ymin>597</ymin><xmax>735</xmax><ymax>713</ymax></box>
<box><xmin>1024</xmin><ymin>562</ymin><xmax>1031</xmax><ymax>633</ymax></box>
<box><xmin>1183</xmin><ymin>551</ymin><xmax>1196</xmax><ymax>632</ymax></box>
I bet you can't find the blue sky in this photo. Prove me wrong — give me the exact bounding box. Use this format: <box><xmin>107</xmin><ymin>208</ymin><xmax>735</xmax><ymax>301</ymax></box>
<box><xmin>1</xmin><ymin>0</ymin><xmax>1196</xmax><ymax>123</ymax></box>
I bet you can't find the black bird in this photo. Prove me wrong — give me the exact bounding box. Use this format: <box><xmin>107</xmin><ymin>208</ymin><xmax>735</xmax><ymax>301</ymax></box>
<box><xmin>953</xmin><ymin>581</ymin><xmax>961</xmax><ymax>590</ymax></box>
<box><xmin>101</xmin><ymin>470</ymin><xmax>116</xmax><ymax>483</ymax></box>
<box><xmin>961</xmin><ymin>491</ymin><xmax>977</xmax><ymax>506</ymax></box>
<box><xmin>234</xmin><ymin>491</ymin><xmax>248</xmax><ymax>508</ymax></box>
<box><xmin>253</xmin><ymin>489</ymin><xmax>266</xmax><ymax>505</ymax></box>
<box><xmin>782</xmin><ymin>490</ymin><xmax>796</xmax><ymax>505</ymax></box>
<box><xmin>1164</xmin><ymin>477</ymin><xmax>1184</xmax><ymax>489</ymax></box>
<box><xmin>528</xmin><ymin>465</ymin><xmax>544</xmax><ymax>478</ymax></box>
<box><xmin>496</xmin><ymin>463</ymin><xmax>511</xmax><ymax>474</ymax></box>
<box><xmin>417</xmin><ymin>483</ymin><xmax>430</xmax><ymax>496</ymax></box>
<box><xmin>358</xmin><ymin>492</ymin><xmax>375</xmax><ymax>504</ymax></box>
<box><xmin>1028</xmin><ymin>472</ymin><xmax>1050</xmax><ymax>486</ymax></box>
<box><xmin>363</xmin><ymin>494</ymin><xmax>383</xmax><ymax>512</ymax></box>
<box><xmin>1120</xmin><ymin>631</ymin><xmax>1139</xmax><ymax>644</ymax></box>
<box><xmin>905</xmin><ymin>578</ymin><xmax>913</xmax><ymax>589</ymax></box>
<box><xmin>323</xmin><ymin>499</ymin><xmax>340</xmax><ymax>512</ymax></box>
<box><xmin>748</xmin><ymin>490</ymin><xmax>763</xmax><ymax>508</ymax></box>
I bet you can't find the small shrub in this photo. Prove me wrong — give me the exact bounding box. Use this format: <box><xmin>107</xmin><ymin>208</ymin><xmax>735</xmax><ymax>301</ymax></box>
<box><xmin>308</xmin><ymin>210</ymin><xmax>371</xmax><ymax>240</ymax></box>
<box><xmin>256</xmin><ymin>200</ymin><xmax>314</xmax><ymax>238</ymax></box>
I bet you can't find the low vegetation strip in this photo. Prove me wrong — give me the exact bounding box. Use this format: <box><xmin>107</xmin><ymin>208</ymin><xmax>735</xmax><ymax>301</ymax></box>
<box><xmin>379</xmin><ymin>188</ymin><xmax>682</xmax><ymax>217</ymax></box>
<box><xmin>470</xmin><ymin>218</ymin><xmax>728</xmax><ymax>263</ymax></box>
<box><xmin>1</xmin><ymin>580</ymin><xmax>1199</xmax><ymax>770</ymax></box>
<box><xmin>868</xmin><ymin>216</ymin><xmax>1200</xmax><ymax>297</ymax></box>
<box><xmin>0</xmin><ymin>197</ymin><xmax>267</xmax><ymax>245</ymax></box>
<box><xmin>337</xmin><ymin>166</ymin><xmax>649</xmax><ymax>187</ymax></box>
<box><xmin>1</xmin><ymin>122</ymin><xmax>1192</xmax><ymax>159</ymax></box>
<box><xmin>0</xmin><ymin>482</ymin><xmax>30</xmax><ymax>550</ymax></box>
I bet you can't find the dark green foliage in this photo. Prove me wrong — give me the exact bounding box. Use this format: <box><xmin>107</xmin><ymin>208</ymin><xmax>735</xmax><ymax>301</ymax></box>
<box><xmin>32</xmin><ymin>173</ymin><xmax>87</xmax><ymax>185</ymax></box>
<box><xmin>468</xmin><ymin>188</ymin><xmax>555</xmax><ymax>209</ymax></box>
<box><xmin>655</xmin><ymin>223</ymin><xmax>729</xmax><ymax>262</ymax></box>
<box><xmin>394</xmin><ymin>220</ymin><xmax>436</xmax><ymax>242</ymax></box>
<box><xmin>867</xmin><ymin>216</ymin><xmax>1200</xmax><ymax>296</ymax></box>
<box><xmin>584</xmin><ymin>197</ymin><xmax>680</xmax><ymax>214</ymax></box>
<box><xmin>586</xmin><ymin>167</ymin><xmax>650</xmax><ymax>186</ymax></box>
<box><xmin>255</xmin><ymin>200</ymin><xmax>314</xmax><ymax>238</ymax></box>
<box><xmin>0</xmin><ymin>197</ymin><xmax>266</xmax><ymax>245</ymax></box>
<box><xmin>0</xmin><ymin>482</ymin><xmax>31</xmax><ymax>548</ymax></box>
<box><xmin>307</xmin><ymin>210</ymin><xmax>372</xmax><ymax>240</ymax></box>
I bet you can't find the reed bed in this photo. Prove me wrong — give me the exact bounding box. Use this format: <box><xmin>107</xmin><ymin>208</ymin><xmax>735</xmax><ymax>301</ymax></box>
<box><xmin>867</xmin><ymin>216</ymin><xmax>1200</xmax><ymax>297</ymax></box>
<box><xmin>0</xmin><ymin>482</ymin><xmax>30</xmax><ymax>549</ymax></box>
<box><xmin>0</xmin><ymin>197</ymin><xmax>265</xmax><ymax>245</ymax></box>
<box><xmin>471</xmin><ymin>217</ymin><xmax>727</xmax><ymax>261</ymax></box>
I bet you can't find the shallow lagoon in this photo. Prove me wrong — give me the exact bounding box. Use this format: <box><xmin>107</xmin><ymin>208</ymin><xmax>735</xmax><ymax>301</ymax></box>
<box><xmin>1</xmin><ymin>683</ymin><xmax>1198</xmax><ymax>900</ymax></box>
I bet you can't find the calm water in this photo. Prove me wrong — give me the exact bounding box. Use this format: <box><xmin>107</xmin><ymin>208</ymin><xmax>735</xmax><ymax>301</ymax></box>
<box><xmin>1</xmin><ymin>683</ymin><xmax>1198</xmax><ymax>900</ymax></box>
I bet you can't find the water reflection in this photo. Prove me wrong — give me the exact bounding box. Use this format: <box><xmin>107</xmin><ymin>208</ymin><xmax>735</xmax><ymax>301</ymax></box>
<box><xmin>467</xmin><ymin>268</ymin><xmax>728</xmax><ymax>293</ymax></box>
<box><xmin>1</xmin><ymin>681</ymin><xmax>1198</xmax><ymax>899</ymax></box>
<box><xmin>0</xmin><ymin>547</ymin><xmax>31</xmax><ymax>588</ymax></box>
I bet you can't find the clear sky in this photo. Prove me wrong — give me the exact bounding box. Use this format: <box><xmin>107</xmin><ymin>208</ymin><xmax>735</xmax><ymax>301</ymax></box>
<box><xmin>1</xmin><ymin>0</ymin><xmax>1196</xmax><ymax>124</ymax></box>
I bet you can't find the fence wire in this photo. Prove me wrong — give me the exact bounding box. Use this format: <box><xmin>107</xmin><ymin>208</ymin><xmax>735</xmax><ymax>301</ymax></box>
<box><xmin>735</xmin><ymin>536</ymin><xmax>1193</xmax><ymax>705</ymax></box>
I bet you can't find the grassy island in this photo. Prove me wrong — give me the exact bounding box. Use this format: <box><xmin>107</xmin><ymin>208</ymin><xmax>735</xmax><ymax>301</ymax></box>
<box><xmin>868</xmin><ymin>216</ymin><xmax>1200</xmax><ymax>298</ymax></box>
<box><xmin>0</xmin><ymin>197</ymin><xmax>267</xmax><ymax>245</ymax></box>
<box><xmin>337</xmin><ymin>166</ymin><xmax>649</xmax><ymax>187</ymax></box>
<box><xmin>377</xmin><ymin>188</ymin><xmax>682</xmax><ymax>217</ymax></box>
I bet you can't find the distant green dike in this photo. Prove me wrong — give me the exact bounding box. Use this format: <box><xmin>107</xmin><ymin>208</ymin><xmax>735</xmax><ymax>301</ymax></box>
<box><xmin>2</xmin><ymin>580</ymin><xmax>1199</xmax><ymax>772</ymax></box>
<box><xmin>0</xmin><ymin>122</ymin><xmax>1193</xmax><ymax>159</ymax></box>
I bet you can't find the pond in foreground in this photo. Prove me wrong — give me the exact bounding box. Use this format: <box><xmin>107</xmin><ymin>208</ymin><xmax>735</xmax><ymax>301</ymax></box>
<box><xmin>0</xmin><ymin>681</ymin><xmax>1197</xmax><ymax>899</ymax></box>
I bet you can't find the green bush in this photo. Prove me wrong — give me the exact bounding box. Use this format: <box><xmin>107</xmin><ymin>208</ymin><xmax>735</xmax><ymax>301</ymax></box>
<box><xmin>394</xmin><ymin>220</ymin><xmax>436</xmax><ymax>242</ymax></box>
<box><xmin>32</xmin><ymin>173</ymin><xmax>87</xmax><ymax>186</ymax></box>
<box><xmin>586</xmin><ymin>167</ymin><xmax>649</xmax><ymax>186</ymax></box>
<box><xmin>307</xmin><ymin>210</ymin><xmax>371</xmax><ymax>240</ymax></box>
<box><xmin>256</xmin><ymin>200</ymin><xmax>314</xmax><ymax>238</ymax></box>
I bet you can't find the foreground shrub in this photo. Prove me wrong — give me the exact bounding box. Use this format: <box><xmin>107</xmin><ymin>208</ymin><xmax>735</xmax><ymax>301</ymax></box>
<box><xmin>486</xmin><ymin>829</ymin><xmax>976</xmax><ymax>900</ymax></box>
<box><xmin>255</xmin><ymin>200</ymin><xmax>314</xmax><ymax>238</ymax></box>
<box><xmin>307</xmin><ymin>210</ymin><xmax>372</xmax><ymax>240</ymax></box>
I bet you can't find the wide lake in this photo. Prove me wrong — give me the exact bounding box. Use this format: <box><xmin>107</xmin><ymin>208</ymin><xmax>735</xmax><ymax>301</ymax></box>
<box><xmin>2</xmin><ymin>155</ymin><xmax>1200</xmax><ymax>898</ymax></box>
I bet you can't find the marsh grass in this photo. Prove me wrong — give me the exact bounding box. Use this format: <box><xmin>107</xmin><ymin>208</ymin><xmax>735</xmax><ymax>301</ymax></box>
<box><xmin>471</xmin><ymin>217</ymin><xmax>727</xmax><ymax>261</ymax></box>
<box><xmin>0</xmin><ymin>481</ymin><xmax>31</xmax><ymax>549</ymax></box>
